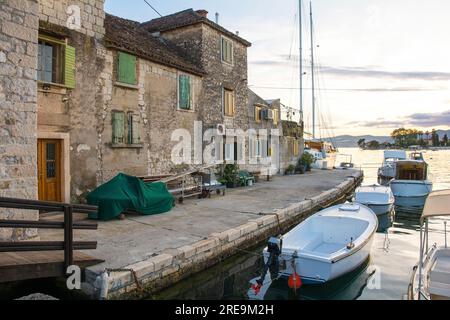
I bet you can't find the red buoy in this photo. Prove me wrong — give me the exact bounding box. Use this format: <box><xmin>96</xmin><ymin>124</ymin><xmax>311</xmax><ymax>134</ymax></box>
<box><xmin>288</xmin><ymin>272</ymin><xmax>302</xmax><ymax>289</ymax></box>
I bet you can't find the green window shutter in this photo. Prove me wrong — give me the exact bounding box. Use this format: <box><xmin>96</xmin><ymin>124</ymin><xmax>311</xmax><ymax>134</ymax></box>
<box><xmin>112</xmin><ymin>112</ymin><xmax>125</xmax><ymax>144</ymax></box>
<box><xmin>178</xmin><ymin>75</ymin><xmax>191</xmax><ymax>110</ymax></box>
<box><xmin>64</xmin><ymin>45</ymin><xmax>76</xmax><ymax>88</ymax></box>
<box><xmin>127</xmin><ymin>113</ymin><xmax>141</xmax><ymax>144</ymax></box>
<box><xmin>118</xmin><ymin>52</ymin><xmax>137</xmax><ymax>85</ymax></box>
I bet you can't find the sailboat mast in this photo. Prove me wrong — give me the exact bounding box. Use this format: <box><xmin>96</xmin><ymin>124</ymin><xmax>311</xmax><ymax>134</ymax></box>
<box><xmin>310</xmin><ymin>1</ymin><xmax>316</xmax><ymax>140</ymax></box>
<box><xmin>299</xmin><ymin>0</ymin><xmax>303</xmax><ymax>124</ymax></box>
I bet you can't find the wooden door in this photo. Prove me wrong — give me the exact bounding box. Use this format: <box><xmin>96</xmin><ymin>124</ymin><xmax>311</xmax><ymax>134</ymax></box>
<box><xmin>38</xmin><ymin>139</ymin><xmax>62</xmax><ymax>202</ymax></box>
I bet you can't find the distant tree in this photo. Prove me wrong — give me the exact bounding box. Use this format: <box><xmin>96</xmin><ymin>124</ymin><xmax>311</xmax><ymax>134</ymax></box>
<box><xmin>357</xmin><ymin>138</ymin><xmax>366</xmax><ymax>149</ymax></box>
<box><xmin>443</xmin><ymin>134</ymin><xmax>448</xmax><ymax>146</ymax></box>
<box><xmin>431</xmin><ymin>129</ymin><xmax>440</xmax><ymax>147</ymax></box>
<box><xmin>366</xmin><ymin>140</ymin><xmax>380</xmax><ymax>150</ymax></box>
<box><xmin>391</xmin><ymin>128</ymin><xmax>420</xmax><ymax>148</ymax></box>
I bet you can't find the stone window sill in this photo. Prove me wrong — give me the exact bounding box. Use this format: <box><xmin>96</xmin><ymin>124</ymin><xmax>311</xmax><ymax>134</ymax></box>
<box><xmin>38</xmin><ymin>81</ymin><xmax>71</xmax><ymax>90</ymax></box>
<box><xmin>114</xmin><ymin>82</ymin><xmax>139</xmax><ymax>90</ymax></box>
<box><xmin>110</xmin><ymin>143</ymin><xmax>144</xmax><ymax>149</ymax></box>
<box><xmin>177</xmin><ymin>108</ymin><xmax>196</xmax><ymax>113</ymax></box>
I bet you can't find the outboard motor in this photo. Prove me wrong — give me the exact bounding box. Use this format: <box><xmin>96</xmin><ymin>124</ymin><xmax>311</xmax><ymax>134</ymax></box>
<box><xmin>257</xmin><ymin>236</ymin><xmax>283</xmax><ymax>285</ymax></box>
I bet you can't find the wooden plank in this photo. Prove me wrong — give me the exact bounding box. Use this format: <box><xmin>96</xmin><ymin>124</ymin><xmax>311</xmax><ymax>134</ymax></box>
<box><xmin>0</xmin><ymin>251</ymin><xmax>104</xmax><ymax>283</ymax></box>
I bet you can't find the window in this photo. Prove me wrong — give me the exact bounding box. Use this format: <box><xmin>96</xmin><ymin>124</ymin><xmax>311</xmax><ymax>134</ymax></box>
<box><xmin>178</xmin><ymin>75</ymin><xmax>192</xmax><ymax>110</ymax></box>
<box><xmin>112</xmin><ymin>111</ymin><xmax>142</xmax><ymax>146</ymax></box>
<box><xmin>273</xmin><ymin>110</ymin><xmax>279</xmax><ymax>126</ymax></box>
<box><xmin>37</xmin><ymin>34</ymin><xmax>76</xmax><ymax>88</ymax></box>
<box><xmin>221</xmin><ymin>37</ymin><xmax>233</xmax><ymax>64</ymax></box>
<box><xmin>128</xmin><ymin>113</ymin><xmax>141</xmax><ymax>144</ymax></box>
<box><xmin>117</xmin><ymin>52</ymin><xmax>137</xmax><ymax>85</ymax></box>
<box><xmin>255</xmin><ymin>106</ymin><xmax>261</xmax><ymax>123</ymax></box>
<box><xmin>223</xmin><ymin>89</ymin><xmax>235</xmax><ymax>117</ymax></box>
<box><xmin>112</xmin><ymin>111</ymin><xmax>125</xmax><ymax>144</ymax></box>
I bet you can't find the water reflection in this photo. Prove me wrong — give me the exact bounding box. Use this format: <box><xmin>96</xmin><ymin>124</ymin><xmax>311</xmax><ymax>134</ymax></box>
<box><xmin>248</xmin><ymin>258</ymin><xmax>372</xmax><ymax>300</ymax></box>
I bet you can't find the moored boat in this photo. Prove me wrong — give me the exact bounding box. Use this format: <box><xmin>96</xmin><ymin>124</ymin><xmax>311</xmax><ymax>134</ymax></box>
<box><xmin>407</xmin><ymin>190</ymin><xmax>450</xmax><ymax>300</ymax></box>
<box><xmin>263</xmin><ymin>203</ymin><xmax>377</xmax><ymax>284</ymax></box>
<box><xmin>389</xmin><ymin>160</ymin><xmax>433</xmax><ymax>213</ymax></box>
<box><xmin>377</xmin><ymin>150</ymin><xmax>407</xmax><ymax>185</ymax></box>
<box><xmin>354</xmin><ymin>184</ymin><xmax>395</xmax><ymax>231</ymax></box>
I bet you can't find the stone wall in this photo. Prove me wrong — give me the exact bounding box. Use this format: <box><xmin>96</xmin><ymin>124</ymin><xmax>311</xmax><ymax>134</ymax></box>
<box><xmin>0</xmin><ymin>0</ymin><xmax>39</xmax><ymax>240</ymax></box>
<box><xmin>95</xmin><ymin>51</ymin><xmax>203</xmax><ymax>184</ymax></box>
<box><xmin>38</xmin><ymin>0</ymin><xmax>105</xmax><ymax>39</ymax></box>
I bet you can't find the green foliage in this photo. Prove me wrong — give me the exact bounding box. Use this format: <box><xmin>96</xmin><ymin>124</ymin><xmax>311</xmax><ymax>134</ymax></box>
<box><xmin>218</xmin><ymin>164</ymin><xmax>240</xmax><ymax>185</ymax></box>
<box><xmin>300</xmin><ymin>152</ymin><xmax>315</xmax><ymax>166</ymax></box>
<box><xmin>286</xmin><ymin>164</ymin><xmax>295</xmax><ymax>174</ymax></box>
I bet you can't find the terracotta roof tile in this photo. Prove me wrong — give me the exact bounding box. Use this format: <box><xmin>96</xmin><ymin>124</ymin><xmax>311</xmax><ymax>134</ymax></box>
<box><xmin>104</xmin><ymin>14</ymin><xmax>205</xmax><ymax>76</ymax></box>
<box><xmin>140</xmin><ymin>9</ymin><xmax>251</xmax><ymax>47</ymax></box>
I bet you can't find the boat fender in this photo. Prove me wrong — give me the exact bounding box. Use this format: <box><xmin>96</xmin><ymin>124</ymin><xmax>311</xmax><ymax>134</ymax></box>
<box><xmin>347</xmin><ymin>237</ymin><xmax>355</xmax><ymax>250</ymax></box>
<box><xmin>94</xmin><ymin>271</ymin><xmax>110</xmax><ymax>300</ymax></box>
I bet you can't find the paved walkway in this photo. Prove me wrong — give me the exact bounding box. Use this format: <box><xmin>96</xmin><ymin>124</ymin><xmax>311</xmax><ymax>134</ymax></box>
<box><xmin>40</xmin><ymin>169</ymin><xmax>359</xmax><ymax>273</ymax></box>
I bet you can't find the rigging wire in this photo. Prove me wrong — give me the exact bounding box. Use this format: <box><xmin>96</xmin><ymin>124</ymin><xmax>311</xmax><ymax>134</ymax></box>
<box><xmin>143</xmin><ymin>0</ymin><xmax>163</xmax><ymax>17</ymax></box>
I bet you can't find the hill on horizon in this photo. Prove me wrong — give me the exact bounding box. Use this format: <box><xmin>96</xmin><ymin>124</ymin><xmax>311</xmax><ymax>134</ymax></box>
<box><xmin>325</xmin><ymin>130</ymin><xmax>450</xmax><ymax>148</ymax></box>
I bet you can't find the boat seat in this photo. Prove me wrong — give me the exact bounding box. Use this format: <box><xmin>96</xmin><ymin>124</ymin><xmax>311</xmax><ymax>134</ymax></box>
<box><xmin>430</xmin><ymin>256</ymin><xmax>450</xmax><ymax>285</ymax></box>
<box><xmin>310</xmin><ymin>242</ymin><xmax>343</xmax><ymax>255</ymax></box>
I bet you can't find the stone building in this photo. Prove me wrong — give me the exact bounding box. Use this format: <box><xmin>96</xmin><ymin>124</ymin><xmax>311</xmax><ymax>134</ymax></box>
<box><xmin>0</xmin><ymin>0</ymin><xmax>39</xmax><ymax>241</ymax></box>
<box><xmin>246</xmin><ymin>89</ymin><xmax>282</xmax><ymax>174</ymax></box>
<box><xmin>141</xmin><ymin>9</ymin><xmax>252</xmax><ymax>164</ymax></box>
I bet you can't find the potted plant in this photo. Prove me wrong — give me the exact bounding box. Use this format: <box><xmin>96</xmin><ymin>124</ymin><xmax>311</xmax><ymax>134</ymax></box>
<box><xmin>286</xmin><ymin>164</ymin><xmax>296</xmax><ymax>175</ymax></box>
<box><xmin>219</xmin><ymin>164</ymin><xmax>240</xmax><ymax>188</ymax></box>
<box><xmin>300</xmin><ymin>153</ymin><xmax>315</xmax><ymax>172</ymax></box>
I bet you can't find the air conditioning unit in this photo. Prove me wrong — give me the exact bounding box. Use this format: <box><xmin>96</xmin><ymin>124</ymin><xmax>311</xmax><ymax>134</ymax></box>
<box><xmin>217</xmin><ymin>124</ymin><xmax>226</xmax><ymax>136</ymax></box>
<box><xmin>265</xmin><ymin>109</ymin><xmax>274</xmax><ymax>120</ymax></box>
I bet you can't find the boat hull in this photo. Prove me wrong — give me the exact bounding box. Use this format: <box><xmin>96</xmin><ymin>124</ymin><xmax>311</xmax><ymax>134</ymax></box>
<box><xmin>390</xmin><ymin>180</ymin><xmax>433</xmax><ymax>212</ymax></box>
<box><xmin>366</xmin><ymin>204</ymin><xmax>394</xmax><ymax>231</ymax></box>
<box><xmin>278</xmin><ymin>236</ymin><xmax>375</xmax><ymax>284</ymax></box>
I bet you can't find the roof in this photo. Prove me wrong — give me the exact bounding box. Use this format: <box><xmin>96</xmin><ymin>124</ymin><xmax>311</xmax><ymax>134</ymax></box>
<box><xmin>384</xmin><ymin>150</ymin><xmax>407</xmax><ymax>160</ymax></box>
<box><xmin>141</xmin><ymin>9</ymin><xmax>251</xmax><ymax>47</ymax></box>
<box><xmin>421</xmin><ymin>189</ymin><xmax>450</xmax><ymax>223</ymax></box>
<box><xmin>104</xmin><ymin>14</ymin><xmax>205</xmax><ymax>76</ymax></box>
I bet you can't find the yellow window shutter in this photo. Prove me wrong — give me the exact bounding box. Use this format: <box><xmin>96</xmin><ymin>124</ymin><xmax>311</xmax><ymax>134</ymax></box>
<box><xmin>65</xmin><ymin>45</ymin><xmax>76</xmax><ymax>89</ymax></box>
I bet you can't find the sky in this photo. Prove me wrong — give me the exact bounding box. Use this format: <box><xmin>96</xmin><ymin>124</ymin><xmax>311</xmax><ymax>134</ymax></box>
<box><xmin>104</xmin><ymin>0</ymin><xmax>450</xmax><ymax>137</ymax></box>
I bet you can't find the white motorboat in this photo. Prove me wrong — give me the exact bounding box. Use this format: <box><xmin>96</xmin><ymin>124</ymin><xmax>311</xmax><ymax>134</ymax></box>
<box><xmin>377</xmin><ymin>150</ymin><xmax>407</xmax><ymax>185</ymax></box>
<box><xmin>305</xmin><ymin>141</ymin><xmax>337</xmax><ymax>170</ymax></box>
<box><xmin>263</xmin><ymin>203</ymin><xmax>377</xmax><ymax>284</ymax></box>
<box><xmin>407</xmin><ymin>190</ymin><xmax>450</xmax><ymax>300</ymax></box>
<box><xmin>389</xmin><ymin>160</ymin><xmax>433</xmax><ymax>213</ymax></box>
<box><xmin>354</xmin><ymin>184</ymin><xmax>395</xmax><ymax>231</ymax></box>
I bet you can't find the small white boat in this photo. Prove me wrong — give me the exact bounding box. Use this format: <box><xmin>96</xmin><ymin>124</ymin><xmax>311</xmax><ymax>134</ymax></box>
<box><xmin>407</xmin><ymin>190</ymin><xmax>450</xmax><ymax>300</ymax></box>
<box><xmin>389</xmin><ymin>160</ymin><xmax>433</xmax><ymax>213</ymax></box>
<box><xmin>264</xmin><ymin>203</ymin><xmax>378</xmax><ymax>284</ymax></box>
<box><xmin>378</xmin><ymin>150</ymin><xmax>407</xmax><ymax>185</ymax></box>
<box><xmin>354</xmin><ymin>184</ymin><xmax>395</xmax><ymax>231</ymax></box>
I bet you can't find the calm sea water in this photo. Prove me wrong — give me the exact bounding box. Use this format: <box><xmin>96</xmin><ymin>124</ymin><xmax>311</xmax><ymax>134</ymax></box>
<box><xmin>152</xmin><ymin>148</ymin><xmax>450</xmax><ymax>301</ymax></box>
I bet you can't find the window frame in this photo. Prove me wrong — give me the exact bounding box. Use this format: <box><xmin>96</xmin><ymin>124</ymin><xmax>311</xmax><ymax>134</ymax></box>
<box><xmin>221</xmin><ymin>36</ymin><xmax>234</xmax><ymax>65</ymax></box>
<box><xmin>223</xmin><ymin>88</ymin><xmax>235</xmax><ymax>117</ymax></box>
<box><xmin>37</xmin><ymin>35</ymin><xmax>66</xmax><ymax>86</ymax></box>
<box><xmin>111</xmin><ymin>110</ymin><xmax>143</xmax><ymax>148</ymax></box>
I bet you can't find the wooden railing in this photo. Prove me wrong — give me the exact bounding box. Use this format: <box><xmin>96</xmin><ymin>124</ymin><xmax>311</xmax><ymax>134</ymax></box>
<box><xmin>0</xmin><ymin>197</ymin><xmax>99</xmax><ymax>270</ymax></box>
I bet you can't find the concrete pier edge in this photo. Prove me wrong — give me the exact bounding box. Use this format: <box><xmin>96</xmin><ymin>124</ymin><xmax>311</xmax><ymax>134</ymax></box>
<box><xmin>83</xmin><ymin>171</ymin><xmax>364</xmax><ymax>299</ymax></box>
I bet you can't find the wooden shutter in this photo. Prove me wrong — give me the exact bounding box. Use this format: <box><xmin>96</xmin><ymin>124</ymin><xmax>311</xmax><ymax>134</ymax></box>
<box><xmin>273</xmin><ymin>110</ymin><xmax>279</xmax><ymax>125</ymax></box>
<box><xmin>64</xmin><ymin>45</ymin><xmax>76</xmax><ymax>88</ymax></box>
<box><xmin>178</xmin><ymin>75</ymin><xmax>191</xmax><ymax>109</ymax></box>
<box><xmin>112</xmin><ymin>112</ymin><xmax>125</xmax><ymax>144</ymax></box>
<box><xmin>255</xmin><ymin>106</ymin><xmax>261</xmax><ymax>122</ymax></box>
<box><xmin>118</xmin><ymin>52</ymin><xmax>137</xmax><ymax>85</ymax></box>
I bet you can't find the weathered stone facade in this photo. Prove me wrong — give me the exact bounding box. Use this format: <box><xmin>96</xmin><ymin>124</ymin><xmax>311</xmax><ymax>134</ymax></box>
<box><xmin>35</xmin><ymin>0</ymin><xmax>105</xmax><ymax>202</ymax></box>
<box><xmin>0</xmin><ymin>0</ymin><xmax>39</xmax><ymax>240</ymax></box>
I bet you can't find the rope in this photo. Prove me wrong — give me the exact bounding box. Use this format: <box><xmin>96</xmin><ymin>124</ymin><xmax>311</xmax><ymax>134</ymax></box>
<box><xmin>105</xmin><ymin>268</ymin><xmax>156</xmax><ymax>298</ymax></box>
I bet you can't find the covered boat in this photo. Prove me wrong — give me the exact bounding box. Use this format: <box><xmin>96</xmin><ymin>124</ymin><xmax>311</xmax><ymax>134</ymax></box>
<box><xmin>407</xmin><ymin>190</ymin><xmax>450</xmax><ymax>300</ymax></box>
<box><xmin>389</xmin><ymin>160</ymin><xmax>433</xmax><ymax>213</ymax></box>
<box><xmin>377</xmin><ymin>150</ymin><xmax>407</xmax><ymax>185</ymax></box>
<box><xmin>264</xmin><ymin>203</ymin><xmax>377</xmax><ymax>284</ymax></box>
<box><xmin>354</xmin><ymin>184</ymin><xmax>395</xmax><ymax>231</ymax></box>
<box><xmin>87</xmin><ymin>173</ymin><xmax>174</xmax><ymax>220</ymax></box>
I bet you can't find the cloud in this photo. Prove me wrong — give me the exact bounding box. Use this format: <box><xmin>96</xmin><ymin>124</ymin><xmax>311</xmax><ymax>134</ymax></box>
<box><xmin>320</xmin><ymin>66</ymin><xmax>450</xmax><ymax>81</ymax></box>
<box><xmin>249</xmin><ymin>58</ymin><xmax>450</xmax><ymax>81</ymax></box>
<box><xmin>348</xmin><ymin>110</ymin><xmax>450</xmax><ymax>128</ymax></box>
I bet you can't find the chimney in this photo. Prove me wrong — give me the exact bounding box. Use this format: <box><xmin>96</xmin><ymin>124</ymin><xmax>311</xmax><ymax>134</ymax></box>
<box><xmin>215</xmin><ymin>12</ymin><xmax>219</xmax><ymax>24</ymax></box>
<box><xmin>196</xmin><ymin>10</ymin><xmax>208</xmax><ymax>18</ymax></box>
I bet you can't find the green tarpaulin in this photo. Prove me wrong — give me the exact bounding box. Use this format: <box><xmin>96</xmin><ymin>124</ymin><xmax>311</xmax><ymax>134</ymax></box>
<box><xmin>87</xmin><ymin>173</ymin><xmax>174</xmax><ymax>221</ymax></box>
